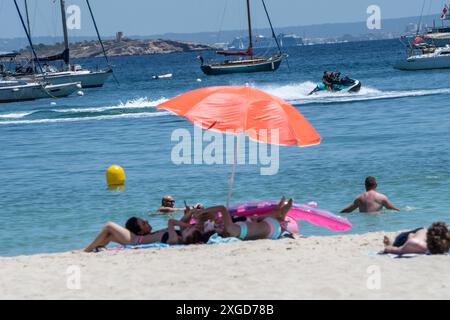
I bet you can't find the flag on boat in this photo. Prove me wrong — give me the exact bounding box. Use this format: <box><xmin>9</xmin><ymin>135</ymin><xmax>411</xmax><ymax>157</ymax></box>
<box><xmin>441</xmin><ymin>5</ymin><xmax>449</xmax><ymax>20</ymax></box>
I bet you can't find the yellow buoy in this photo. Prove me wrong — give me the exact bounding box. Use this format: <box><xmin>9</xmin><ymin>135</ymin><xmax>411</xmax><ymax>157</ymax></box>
<box><xmin>106</xmin><ymin>165</ymin><xmax>126</xmax><ymax>187</ymax></box>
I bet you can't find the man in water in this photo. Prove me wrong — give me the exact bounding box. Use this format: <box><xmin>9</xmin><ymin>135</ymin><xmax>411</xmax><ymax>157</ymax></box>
<box><xmin>158</xmin><ymin>196</ymin><xmax>186</xmax><ymax>213</ymax></box>
<box><xmin>340</xmin><ymin>176</ymin><xmax>400</xmax><ymax>213</ymax></box>
<box><xmin>382</xmin><ymin>222</ymin><xmax>450</xmax><ymax>255</ymax></box>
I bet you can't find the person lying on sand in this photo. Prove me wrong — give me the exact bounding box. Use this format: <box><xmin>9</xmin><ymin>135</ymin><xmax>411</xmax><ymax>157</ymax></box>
<box><xmin>382</xmin><ymin>221</ymin><xmax>450</xmax><ymax>255</ymax></box>
<box><xmin>84</xmin><ymin>212</ymin><xmax>205</xmax><ymax>252</ymax></box>
<box><xmin>190</xmin><ymin>197</ymin><xmax>293</xmax><ymax>241</ymax></box>
<box><xmin>341</xmin><ymin>176</ymin><xmax>400</xmax><ymax>213</ymax></box>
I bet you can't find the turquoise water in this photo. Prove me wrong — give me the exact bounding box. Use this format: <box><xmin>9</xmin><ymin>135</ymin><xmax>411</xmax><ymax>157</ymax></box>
<box><xmin>0</xmin><ymin>39</ymin><xmax>449</xmax><ymax>256</ymax></box>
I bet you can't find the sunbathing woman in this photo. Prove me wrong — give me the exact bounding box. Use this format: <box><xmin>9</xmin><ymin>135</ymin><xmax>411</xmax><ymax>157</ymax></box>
<box><xmin>192</xmin><ymin>197</ymin><xmax>293</xmax><ymax>241</ymax></box>
<box><xmin>382</xmin><ymin>221</ymin><xmax>450</xmax><ymax>255</ymax></box>
<box><xmin>84</xmin><ymin>210</ymin><xmax>204</xmax><ymax>252</ymax></box>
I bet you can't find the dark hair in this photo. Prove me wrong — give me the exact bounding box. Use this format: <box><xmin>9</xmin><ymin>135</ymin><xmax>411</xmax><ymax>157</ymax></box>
<box><xmin>125</xmin><ymin>217</ymin><xmax>142</xmax><ymax>235</ymax></box>
<box><xmin>365</xmin><ymin>176</ymin><xmax>378</xmax><ymax>191</ymax></box>
<box><xmin>184</xmin><ymin>229</ymin><xmax>204</xmax><ymax>245</ymax></box>
<box><xmin>200</xmin><ymin>231</ymin><xmax>216</xmax><ymax>244</ymax></box>
<box><xmin>427</xmin><ymin>222</ymin><xmax>450</xmax><ymax>254</ymax></box>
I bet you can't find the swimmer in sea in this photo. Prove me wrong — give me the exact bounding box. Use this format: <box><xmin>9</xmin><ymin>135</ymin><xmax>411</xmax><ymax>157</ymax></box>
<box><xmin>382</xmin><ymin>221</ymin><xmax>450</xmax><ymax>255</ymax></box>
<box><xmin>158</xmin><ymin>196</ymin><xmax>186</xmax><ymax>213</ymax></box>
<box><xmin>341</xmin><ymin>176</ymin><xmax>400</xmax><ymax>213</ymax></box>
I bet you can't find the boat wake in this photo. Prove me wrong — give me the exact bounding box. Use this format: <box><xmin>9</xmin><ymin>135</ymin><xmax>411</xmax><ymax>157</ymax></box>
<box><xmin>256</xmin><ymin>82</ymin><xmax>450</xmax><ymax>106</ymax></box>
<box><xmin>0</xmin><ymin>97</ymin><xmax>171</xmax><ymax>125</ymax></box>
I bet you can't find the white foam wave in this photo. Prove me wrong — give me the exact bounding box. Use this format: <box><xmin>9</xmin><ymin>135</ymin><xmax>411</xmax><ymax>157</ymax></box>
<box><xmin>0</xmin><ymin>110</ymin><xmax>172</xmax><ymax>126</ymax></box>
<box><xmin>53</xmin><ymin>97</ymin><xmax>168</xmax><ymax>114</ymax></box>
<box><xmin>0</xmin><ymin>112</ymin><xmax>33</xmax><ymax>119</ymax></box>
<box><xmin>254</xmin><ymin>82</ymin><xmax>450</xmax><ymax>105</ymax></box>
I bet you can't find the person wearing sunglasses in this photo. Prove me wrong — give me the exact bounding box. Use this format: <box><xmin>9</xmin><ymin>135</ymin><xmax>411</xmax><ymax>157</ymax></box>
<box><xmin>158</xmin><ymin>195</ymin><xmax>186</xmax><ymax>213</ymax></box>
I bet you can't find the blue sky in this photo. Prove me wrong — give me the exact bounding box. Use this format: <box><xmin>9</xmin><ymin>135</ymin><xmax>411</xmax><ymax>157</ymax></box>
<box><xmin>0</xmin><ymin>0</ymin><xmax>447</xmax><ymax>38</ymax></box>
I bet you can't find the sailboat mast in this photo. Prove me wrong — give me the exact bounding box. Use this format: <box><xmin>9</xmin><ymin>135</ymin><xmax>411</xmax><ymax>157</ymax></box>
<box><xmin>60</xmin><ymin>0</ymin><xmax>70</xmax><ymax>67</ymax></box>
<box><xmin>24</xmin><ymin>0</ymin><xmax>35</xmax><ymax>71</ymax></box>
<box><xmin>246</xmin><ymin>0</ymin><xmax>253</xmax><ymax>57</ymax></box>
<box><xmin>261</xmin><ymin>0</ymin><xmax>282</xmax><ymax>55</ymax></box>
<box><xmin>24</xmin><ymin>0</ymin><xmax>31</xmax><ymax>36</ymax></box>
<box><xmin>13</xmin><ymin>0</ymin><xmax>43</xmax><ymax>74</ymax></box>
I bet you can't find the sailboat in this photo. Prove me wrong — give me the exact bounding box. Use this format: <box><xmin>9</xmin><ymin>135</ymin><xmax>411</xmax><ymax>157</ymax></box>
<box><xmin>11</xmin><ymin>0</ymin><xmax>112</xmax><ymax>88</ymax></box>
<box><xmin>199</xmin><ymin>0</ymin><xmax>284</xmax><ymax>76</ymax></box>
<box><xmin>394</xmin><ymin>2</ymin><xmax>450</xmax><ymax>70</ymax></box>
<box><xmin>0</xmin><ymin>0</ymin><xmax>80</xmax><ymax>104</ymax></box>
<box><xmin>423</xmin><ymin>3</ymin><xmax>450</xmax><ymax>46</ymax></box>
<box><xmin>0</xmin><ymin>79</ymin><xmax>81</xmax><ymax>103</ymax></box>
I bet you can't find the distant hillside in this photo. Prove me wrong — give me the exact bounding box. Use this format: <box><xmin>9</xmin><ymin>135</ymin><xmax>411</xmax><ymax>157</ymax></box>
<box><xmin>1</xmin><ymin>13</ymin><xmax>445</xmax><ymax>52</ymax></box>
<box><xmin>152</xmin><ymin>14</ymin><xmax>440</xmax><ymax>43</ymax></box>
<box><xmin>17</xmin><ymin>38</ymin><xmax>213</xmax><ymax>59</ymax></box>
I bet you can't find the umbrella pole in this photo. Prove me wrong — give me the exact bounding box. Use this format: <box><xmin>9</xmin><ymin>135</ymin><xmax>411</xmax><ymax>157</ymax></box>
<box><xmin>226</xmin><ymin>140</ymin><xmax>238</xmax><ymax>209</ymax></box>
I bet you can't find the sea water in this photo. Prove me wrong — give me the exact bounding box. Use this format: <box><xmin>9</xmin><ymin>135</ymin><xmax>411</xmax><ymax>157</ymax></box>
<box><xmin>0</xmin><ymin>39</ymin><xmax>449</xmax><ymax>256</ymax></box>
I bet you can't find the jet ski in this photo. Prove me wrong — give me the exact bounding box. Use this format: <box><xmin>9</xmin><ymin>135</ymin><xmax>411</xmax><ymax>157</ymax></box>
<box><xmin>309</xmin><ymin>75</ymin><xmax>361</xmax><ymax>95</ymax></box>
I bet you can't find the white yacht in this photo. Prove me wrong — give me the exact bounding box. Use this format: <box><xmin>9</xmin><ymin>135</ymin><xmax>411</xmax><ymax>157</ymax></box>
<box><xmin>394</xmin><ymin>45</ymin><xmax>450</xmax><ymax>70</ymax></box>
<box><xmin>0</xmin><ymin>80</ymin><xmax>81</xmax><ymax>103</ymax></box>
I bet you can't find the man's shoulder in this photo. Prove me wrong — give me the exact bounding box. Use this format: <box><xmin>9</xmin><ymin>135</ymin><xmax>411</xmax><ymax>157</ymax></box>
<box><xmin>356</xmin><ymin>192</ymin><xmax>366</xmax><ymax>200</ymax></box>
<box><xmin>374</xmin><ymin>191</ymin><xmax>389</xmax><ymax>200</ymax></box>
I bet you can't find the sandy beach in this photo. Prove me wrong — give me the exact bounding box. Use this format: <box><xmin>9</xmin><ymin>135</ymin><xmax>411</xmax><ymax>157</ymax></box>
<box><xmin>1</xmin><ymin>231</ymin><xmax>449</xmax><ymax>300</ymax></box>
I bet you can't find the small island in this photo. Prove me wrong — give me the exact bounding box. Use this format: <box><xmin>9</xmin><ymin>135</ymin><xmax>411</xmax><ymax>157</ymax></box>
<box><xmin>19</xmin><ymin>34</ymin><xmax>213</xmax><ymax>59</ymax></box>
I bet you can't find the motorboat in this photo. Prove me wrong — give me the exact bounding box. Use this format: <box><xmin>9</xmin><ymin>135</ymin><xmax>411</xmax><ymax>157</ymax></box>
<box><xmin>394</xmin><ymin>45</ymin><xmax>450</xmax><ymax>70</ymax></box>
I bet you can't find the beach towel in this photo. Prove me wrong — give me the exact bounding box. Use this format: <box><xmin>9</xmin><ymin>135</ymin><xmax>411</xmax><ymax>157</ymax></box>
<box><xmin>107</xmin><ymin>243</ymin><xmax>170</xmax><ymax>251</ymax></box>
<box><xmin>105</xmin><ymin>233</ymin><xmax>241</xmax><ymax>252</ymax></box>
<box><xmin>207</xmin><ymin>233</ymin><xmax>241</xmax><ymax>244</ymax></box>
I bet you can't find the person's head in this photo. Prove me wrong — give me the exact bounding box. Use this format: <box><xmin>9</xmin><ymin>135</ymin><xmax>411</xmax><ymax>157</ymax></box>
<box><xmin>181</xmin><ymin>226</ymin><xmax>203</xmax><ymax>245</ymax></box>
<box><xmin>161</xmin><ymin>196</ymin><xmax>175</xmax><ymax>208</ymax></box>
<box><xmin>125</xmin><ymin>217</ymin><xmax>152</xmax><ymax>235</ymax></box>
<box><xmin>365</xmin><ymin>176</ymin><xmax>378</xmax><ymax>191</ymax></box>
<box><xmin>427</xmin><ymin>222</ymin><xmax>450</xmax><ymax>254</ymax></box>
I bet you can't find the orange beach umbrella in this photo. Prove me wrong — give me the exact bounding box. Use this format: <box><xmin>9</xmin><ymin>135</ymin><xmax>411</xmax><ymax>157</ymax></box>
<box><xmin>157</xmin><ymin>86</ymin><xmax>321</xmax><ymax>147</ymax></box>
<box><xmin>157</xmin><ymin>86</ymin><xmax>321</xmax><ymax>205</ymax></box>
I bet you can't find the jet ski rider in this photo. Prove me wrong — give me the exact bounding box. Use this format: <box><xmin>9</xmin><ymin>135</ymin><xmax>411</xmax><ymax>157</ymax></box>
<box><xmin>322</xmin><ymin>71</ymin><xmax>341</xmax><ymax>89</ymax></box>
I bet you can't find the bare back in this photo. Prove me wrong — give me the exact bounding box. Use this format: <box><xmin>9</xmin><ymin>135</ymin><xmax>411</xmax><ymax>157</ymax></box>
<box><xmin>356</xmin><ymin>190</ymin><xmax>388</xmax><ymax>213</ymax></box>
